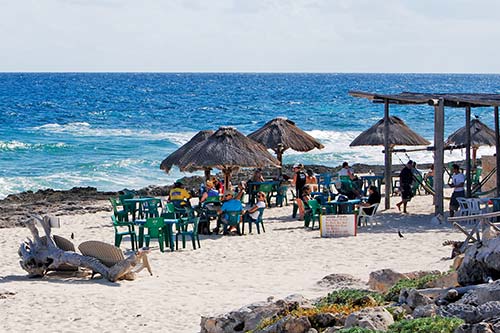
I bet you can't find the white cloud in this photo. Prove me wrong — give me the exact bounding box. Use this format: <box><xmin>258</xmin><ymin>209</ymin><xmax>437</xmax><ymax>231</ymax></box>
<box><xmin>0</xmin><ymin>0</ymin><xmax>498</xmax><ymax>72</ymax></box>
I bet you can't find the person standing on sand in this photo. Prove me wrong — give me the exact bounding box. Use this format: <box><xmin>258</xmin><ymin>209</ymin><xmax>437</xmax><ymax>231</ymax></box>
<box><xmin>396</xmin><ymin>160</ymin><xmax>414</xmax><ymax>213</ymax></box>
<box><xmin>449</xmin><ymin>164</ymin><xmax>465</xmax><ymax>217</ymax></box>
<box><xmin>291</xmin><ymin>163</ymin><xmax>307</xmax><ymax>219</ymax></box>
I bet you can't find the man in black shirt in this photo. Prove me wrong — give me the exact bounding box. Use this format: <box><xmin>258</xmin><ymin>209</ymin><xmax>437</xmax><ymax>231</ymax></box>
<box><xmin>396</xmin><ymin>160</ymin><xmax>414</xmax><ymax>214</ymax></box>
<box><xmin>360</xmin><ymin>185</ymin><xmax>381</xmax><ymax>215</ymax></box>
<box><xmin>292</xmin><ymin>163</ymin><xmax>307</xmax><ymax>219</ymax></box>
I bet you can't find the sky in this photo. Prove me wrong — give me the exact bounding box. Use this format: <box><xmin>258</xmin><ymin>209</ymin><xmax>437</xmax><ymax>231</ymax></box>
<box><xmin>1</xmin><ymin>0</ymin><xmax>499</xmax><ymax>73</ymax></box>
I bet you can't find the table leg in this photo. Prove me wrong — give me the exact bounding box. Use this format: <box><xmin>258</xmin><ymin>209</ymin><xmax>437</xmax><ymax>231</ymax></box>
<box><xmin>138</xmin><ymin>226</ymin><xmax>144</xmax><ymax>248</ymax></box>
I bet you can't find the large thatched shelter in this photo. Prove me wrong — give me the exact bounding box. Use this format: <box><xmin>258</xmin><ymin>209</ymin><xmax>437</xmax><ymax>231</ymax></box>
<box><xmin>177</xmin><ymin>126</ymin><xmax>280</xmax><ymax>187</ymax></box>
<box><xmin>445</xmin><ymin>118</ymin><xmax>496</xmax><ymax>167</ymax></box>
<box><xmin>350</xmin><ymin>116</ymin><xmax>431</xmax><ymax>147</ymax></box>
<box><xmin>248</xmin><ymin>117</ymin><xmax>324</xmax><ymax>167</ymax></box>
<box><xmin>350</xmin><ymin>116</ymin><xmax>430</xmax><ymax>209</ymax></box>
<box><xmin>160</xmin><ymin>130</ymin><xmax>214</xmax><ymax>180</ymax></box>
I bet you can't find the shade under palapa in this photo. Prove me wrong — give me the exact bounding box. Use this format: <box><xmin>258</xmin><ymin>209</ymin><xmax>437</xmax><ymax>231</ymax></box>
<box><xmin>350</xmin><ymin>116</ymin><xmax>430</xmax><ymax>147</ymax></box>
<box><xmin>248</xmin><ymin>117</ymin><xmax>324</xmax><ymax>165</ymax></box>
<box><xmin>177</xmin><ymin>126</ymin><xmax>280</xmax><ymax>187</ymax></box>
<box><xmin>445</xmin><ymin>118</ymin><xmax>496</xmax><ymax>167</ymax></box>
<box><xmin>160</xmin><ymin>130</ymin><xmax>214</xmax><ymax>174</ymax></box>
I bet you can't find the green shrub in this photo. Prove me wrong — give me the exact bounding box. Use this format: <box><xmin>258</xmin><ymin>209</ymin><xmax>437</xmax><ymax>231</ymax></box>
<box><xmin>388</xmin><ymin>316</ymin><xmax>464</xmax><ymax>333</ymax></box>
<box><xmin>336</xmin><ymin>328</ymin><xmax>382</xmax><ymax>333</ymax></box>
<box><xmin>316</xmin><ymin>289</ymin><xmax>385</xmax><ymax>307</ymax></box>
<box><xmin>384</xmin><ymin>273</ymin><xmax>442</xmax><ymax>302</ymax></box>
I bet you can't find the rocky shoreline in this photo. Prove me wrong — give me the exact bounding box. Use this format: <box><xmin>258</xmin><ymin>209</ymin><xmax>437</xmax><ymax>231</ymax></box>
<box><xmin>200</xmin><ymin>233</ymin><xmax>500</xmax><ymax>332</ymax></box>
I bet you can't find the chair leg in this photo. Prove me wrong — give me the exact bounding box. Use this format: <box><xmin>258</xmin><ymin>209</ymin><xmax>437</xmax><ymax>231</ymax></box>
<box><xmin>175</xmin><ymin>234</ymin><xmax>179</xmax><ymax>250</ymax></box>
<box><xmin>256</xmin><ymin>222</ymin><xmax>260</xmax><ymax>234</ymax></box>
<box><xmin>196</xmin><ymin>235</ymin><xmax>201</xmax><ymax>248</ymax></box>
<box><xmin>115</xmin><ymin>234</ymin><xmax>122</xmax><ymax>248</ymax></box>
<box><xmin>261</xmin><ymin>222</ymin><xmax>265</xmax><ymax>233</ymax></box>
<box><xmin>159</xmin><ymin>234</ymin><xmax>164</xmax><ymax>253</ymax></box>
<box><xmin>191</xmin><ymin>235</ymin><xmax>196</xmax><ymax>250</ymax></box>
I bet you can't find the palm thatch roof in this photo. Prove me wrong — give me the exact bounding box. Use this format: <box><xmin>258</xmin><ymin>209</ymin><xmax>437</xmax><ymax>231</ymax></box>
<box><xmin>179</xmin><ymin>127</ymin><xmax>280</xmax><ymax>171</ymax></box>
<box><xmin>160</xmin><ymin>130</ymin><xmax>214</xmax><ymax>173</ymax></box>
<box><xmin>445</xmin><ymin>118</ymin><xmax>496</xmax><ymax>147</ymax></box>
<box><xmin>350</xmin><ymin>116</ymin><xmax>430</xmax><ymax>147</ymax></box>
<box><xmin>177</xmin><ymin>127</ymin><xmax>280</xmax><ymax>186</ymax></box>
<box><xmin>248</xmin><ymin>117</ymin><xmax>324</xmax><ymax>153</ymax></box>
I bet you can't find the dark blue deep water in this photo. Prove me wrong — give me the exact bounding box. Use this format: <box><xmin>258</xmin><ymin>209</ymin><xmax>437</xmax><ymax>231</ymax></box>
<box><xmin>1</xmin><ymin>73</ymin><xmax>499</xmax><ymax>197</ymax></box>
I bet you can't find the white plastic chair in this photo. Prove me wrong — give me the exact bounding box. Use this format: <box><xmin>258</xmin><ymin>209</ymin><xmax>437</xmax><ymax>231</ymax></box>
<box><xmin>467</xmin><ymin>198</ymin><xmax>482</xmax><ymax>215</ymax></box>
<box><xmin>357</xmin><ymin>203</ymin><xmax>379</xmax><ymax>227</ymax></box>
<box><xmin>456</xmin><ymin>197</ymin><xmax>471</xmax><ymax>217</ymax></box>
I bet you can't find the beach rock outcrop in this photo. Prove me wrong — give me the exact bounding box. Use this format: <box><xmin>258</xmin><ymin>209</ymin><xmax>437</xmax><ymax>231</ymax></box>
<box><xmin>457</xmin><ymin>236</ymin><xmax>500</xmax><ymax>286</ymax></box>
<box><xmin>200</xmin><ymin>295</ymin><xmax>311</xmax><ymax>333</ymax></box>
<box><xmin>367</xmin><ymin>268</ymin><xmax>441</xmax><ymax>293</ymax></box>
<box><xmin>344</xmin><ymin>306</ymin><xmax>394</xmax><ymax>331</ymax></box>
<box><xmin>317</xmin><ymin>273</ymin><xmax>365</xmax><ymax>290</ymax></box>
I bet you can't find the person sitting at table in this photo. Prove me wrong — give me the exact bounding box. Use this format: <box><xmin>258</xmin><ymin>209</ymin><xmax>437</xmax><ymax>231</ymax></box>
<box><xmin>235</xmin><ymin>180</ymin><xmax>246</xmax><ymax>201</ymax></box>
<box><xmin>200</xmin><ymin>180</ymin><xmax>219</xmax><ymax>204</ymax></box>
<box><xmin>296</xmin><ymin>185</ymin><xmax>312</xmax><ymax>220</ymax></box>
<box><xmin>243</xmin><ymin>191</ymin><xmax>267</xmax><ymax>223</ymax></box>
<box><xmin>214</xmin><ymin>191</ymin><xmax>243</xmax><ymax>234</ymax></box>
<box><xmin>359</xmin><ymin>185</ymin><xmax>381</xmax><ymax>215</ymax></box>
<box><xmin>339</xmin><ymin>162</ymin><xmax>362</xmax><ymax>198</ymax></box>
<box><xmin>251</xmin><ymin>168</ymin><xmax>265</xmax><ymax>182</ymax></box>
<box><xmin>305</xmin><ymin>169</ymin><xmax>318</xmax><ymax>192</ymax></box>
<box><xmin>211</xmin><ymin>176</ymin><xmax>224</xmax><ymax>194</ymax></box>
<box><xmin>424</xmin><ymin>164</ymin><xmax>434</xmax><ymax>189</ymax></box>
<box><xmin>169</xmin><ymin>180</ymin><xmax>191</xmax><ymax>208</ymax></box>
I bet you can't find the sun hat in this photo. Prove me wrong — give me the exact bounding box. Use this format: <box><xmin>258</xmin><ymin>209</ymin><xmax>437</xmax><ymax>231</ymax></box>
<box><xmin>407</xmin><ymin>160</ymin><xmax>413</xmax><ymax>165</ymax></box>
<box><xmin>224</xmin><ymin>190</ymin><xmax>234</xmax><ymax>197</ymax></box>
<box><xmin>206</xmin><ymin>180</ymin><xmax>213</xmax><ymax>187</ymax></box>
<box><xmin>293</xmin><ymin>163</ymin><xmax>301</xmax><ymax>169</ymax></box>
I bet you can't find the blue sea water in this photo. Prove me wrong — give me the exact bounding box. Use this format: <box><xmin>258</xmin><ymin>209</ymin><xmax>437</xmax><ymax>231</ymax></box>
<box><xmin>1</xmin><ymin>73</ymin><xmax>499</xmax><ymax>198</ymax></box>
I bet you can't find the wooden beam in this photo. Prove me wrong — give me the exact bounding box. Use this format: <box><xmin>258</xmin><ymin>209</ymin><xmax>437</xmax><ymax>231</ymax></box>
<box><xmin>434</xmin><ymin>98</ymin><xmax>445</xmax><ymax>215</ymax></box>
<box><xmin>384</xmin><ymin>100</ymin><xmax>391</xmax><ymax>209</ymax></box>
<box><xmin>465</xmin><ymin>106</ymin><xmax>472</xmax><ymax>197</ymax></box>
<box><xmin>495</xmin><ymin>106</ymin><xmax>500</xmax><ymax>197</ymax></box>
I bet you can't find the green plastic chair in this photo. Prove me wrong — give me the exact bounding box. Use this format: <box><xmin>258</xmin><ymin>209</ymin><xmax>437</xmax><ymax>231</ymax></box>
<box><xmin>111</xmin><ymin>215</ymin><xmax>137</xmax><ymax>250</ymax></box>
<box><xmin>258</xmin><ymin>183</ymin><xmax>277</xmax><ymax>206</ymax></box>
<box><xmin>412</xmin><ymin>173</ymin><xmax>423</xmax><ymax>196</ymax></box>
<box><xmin>119</xmin><ymin>193</ymin><xmax>136</xmax><ymax>219</ymax></box>
<box><xmin>242</xmin><ymin>207</ymin><xmax>265</xmax><ymax>234</ymax></box>
<box><xmin>142</xmin><ymin>198</ymin><xmax>162</xmax><ymax>218</ymax></box>
<box><xmin>144</xmin><ymin>217</ymin><xmax>165</xmax><ymax>252</ymax></box>
<box><xmin>472</xmin><ymin>167</ymin><xmax>482</xmax><ymax>186</ymax></box>
<box><xmin>175</xmin><ymin>216</ymin><xmax>201</xmax><ymax>250</ymax></box>
<box><xmin>306</xmin><ymin>200</ymin><xmax>321</xmax><ymax>229</ymax></box>
<box><xmin>222</xmin><ymin>210</ymin><xmax>242</xmax><ymax>235</ymax></box>
<box><xmin>110</xmin><ymin>197</ymin><xmax>129</xmax><ymax>222</ymax></box>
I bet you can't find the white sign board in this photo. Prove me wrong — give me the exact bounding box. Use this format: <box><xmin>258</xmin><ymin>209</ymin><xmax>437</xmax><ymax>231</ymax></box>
<box><xmin>320</xmin><ymin>214</ymin><xmax>357</xmax><ymax>237</ymax></box>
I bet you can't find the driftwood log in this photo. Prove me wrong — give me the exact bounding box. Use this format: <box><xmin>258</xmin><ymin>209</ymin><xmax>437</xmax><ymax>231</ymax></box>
<box><xmin>18</xmin><ymin>215</ymin><xmax>151</xmax><ymax>282</ymax></box>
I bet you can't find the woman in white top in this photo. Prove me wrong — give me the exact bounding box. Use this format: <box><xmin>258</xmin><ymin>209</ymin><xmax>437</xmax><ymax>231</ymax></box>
<box><xmin>339</xmin><ymin>161</ymin><xmax>355</xmax><ymax>180</ymax></box>
<box><xmin>449</xmin><ymin>164</ymin><xmax>465</xmax><ymax>217</ymax></box>
<box><xmin>244</xmin><ymin>191</ymin><xmax>266</xmax><ymax>221</ymax></box>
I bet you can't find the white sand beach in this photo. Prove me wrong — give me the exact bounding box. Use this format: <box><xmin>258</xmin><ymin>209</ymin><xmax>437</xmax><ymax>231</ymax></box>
<box><xmin>0</xmin><ymin>193</ymin><xmax>464</xmax><ymax>333</ymax></box>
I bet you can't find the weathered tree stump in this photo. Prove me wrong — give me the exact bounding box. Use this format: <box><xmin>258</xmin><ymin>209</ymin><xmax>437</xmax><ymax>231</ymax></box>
<box><xmin>18</xmin><ymin>215</ymin><xmax>151</xmax><ymax>282</ymax></box>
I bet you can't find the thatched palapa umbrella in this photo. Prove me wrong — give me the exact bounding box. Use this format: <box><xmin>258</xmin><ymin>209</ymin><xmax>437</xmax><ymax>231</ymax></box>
<box><xmin>160</xmin><ymin>130</ymin><xmax>214</xmax><ymax>180</ymax></box>
<box><xmin>445</xmin><ymin>118</ymin><xmax>496</xmax><ymax>167</ymax></box>
<box><xmin>248</xmin><ymin>117</ymin><xmax>324</xmax><ymax>168</ymax></box>
<box><xmin>350</xmin><ymin>116</ymin><xmax>430</xmax><ymax>209</ymax></box>
<box><xmin>350</xmin><ymin>116</ymin><xmax>431</xmax><ymax>147</ymax></box>
<box><xmin>177</xmin><ymin>126</ymin><xmax>280</xmax><ymax>188</ymax></box>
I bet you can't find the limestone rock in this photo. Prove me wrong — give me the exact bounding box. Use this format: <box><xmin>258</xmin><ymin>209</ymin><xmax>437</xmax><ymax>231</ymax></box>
<box><xmin>457</xmin><ymin>236</ymin><xmax>500</xmax><ymax>286</ymax></box>
<box><xmin>406</xmin><ymin>289</ymin><xmax>434</xmax><ymax>309</ymax></box>
<box><xmin>476</xmin><ymin>301</ymin><xmax>500</xmax><ymax>323</ymax></box>
<box><xmin>454</xmin><ymin>254</ymin><xmax>465</xmax><ymax>270</ymax></box>
<box><xmin>412</xmin><ymin>304</ymin><xmax>438</xmax><ymax>318</ymax></box>
<box><xmin>317</xmin><ymin>273</ymin><xmax>365</xmax><ymax>290</ymax></box>
<box><xmin>368</xmin><ymin>269</ymin><xmax>407</xmax><ymax>293</ymax></box>
<box><xmin>257</xmin><ymin>315</ymin><xmax>312</xmax><ymax>333</ymax></box>
<box><xmin>308</xmin><ymin>313</ymin><xmax>337</xmax><ymax>328</ymax></box>
<box><xmin>344</xmin><ymin>306</ymin><xmax>394</xmax><ymax>331</ymax></box>
<box><xmin>459</xmin><ymin>281</ymin><xmax>500</xmax><ymax>306</ymax></box>
<box><xmin>425</xmin><ymin>271</ymin><xmax>459</xmax><ymax>288</ymax></box>
<box><xmin>437</xmin><ymin>303</ymin><xmax>479</xmax><ymax>323</ymax></box>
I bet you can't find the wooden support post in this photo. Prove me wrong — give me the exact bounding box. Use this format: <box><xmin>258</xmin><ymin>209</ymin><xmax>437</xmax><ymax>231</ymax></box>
<box><xmin>465</xmin><ymin>106</ymin><xmax>472</xmax><ymax>197</ymax></box>
<box><xmin>434</xmin><ymin>98</ymin><xmax>445</xmax><ymax>215</ymax></box>
<box><xmin>383</xmin><ymin>99</ymin><xmax>391</xmax><ymax>210</ymax></box>
<box><xmin>495</xmin><ymin>106</ymin><xmax>500</xmax><ymax>197</ymax></box>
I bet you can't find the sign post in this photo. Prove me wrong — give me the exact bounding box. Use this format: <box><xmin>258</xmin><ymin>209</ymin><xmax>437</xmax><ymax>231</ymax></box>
<box><xmin>320</xmin><ymin>214</ymin><xmax>357</xmax><ymax>237</ymax></box>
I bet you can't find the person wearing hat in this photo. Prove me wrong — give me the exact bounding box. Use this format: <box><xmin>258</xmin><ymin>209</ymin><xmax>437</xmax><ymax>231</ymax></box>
<box><xmin>449</xmin><ymin>163</ymin><xmax>465</xmax><ymax>217</ymax></box>
<box><xmin>396</xmin><ymin>160</ymin><xmax>414</xmax><ymax>213</ymax></box>
<box><xmin>214</xmin><ymin>190</ymin><xmax>243</xmax><ymax>234</ymax></box>
<box><xmin>291</xmin><ymin>163</ymin><xmax>307</xmax><ymax>219</ymax></box>
<box><xmin>169</xmin><ymin>180</ymin><xmax>192</xmax><ymax>208</ymax></box>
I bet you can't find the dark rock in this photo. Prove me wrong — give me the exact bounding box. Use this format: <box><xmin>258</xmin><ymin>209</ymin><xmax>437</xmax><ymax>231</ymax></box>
<box><xmin>406</xmin><ymin>289</ymin><xmax>434</xmax><ymax>309</ymax></box>
<box><xmin>344</xmin><ymin>306</ymin><xmax>394</xmax><ymax>331</ymax></box>
<box><xmin>308</xmin><ymin>313</ymin><xmax>337</xmax><ymax>328</ymax></box>
<box><xmin>412</xmin><ymin>304</ymin><xmax>438</xmax><ymax>318</ymax></box>
<box><xmin>437</xmin><ymin>303</ymin><xmax>479</xmax><ymax>323</ymax></box>
<box><xmin>457</xmin><ymin>236</ymin><xmax>500</xmax><ymax>286</ymax></box>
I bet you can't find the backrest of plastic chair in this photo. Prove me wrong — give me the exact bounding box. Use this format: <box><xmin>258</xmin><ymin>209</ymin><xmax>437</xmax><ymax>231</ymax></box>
<box><xmin>109</xmin><ymin>198</ymin><xmax>120</xmax><ymax>214</ymax></box>
<box><xmin>225</xmin><ymin>210</ymin><xmax>241</xmax><ymax>225</ymax></box>
<box><xmin>456</xmin><ymin>197</ymin><xmax>469</xmax><ymax>210</ymax></box>
<box><xmin>165</xmin><ymin>203</ymin><xmax>176</xmax><ymax>213</ymax></box>
<box><xmin>256</xmin><ymin>207</ymin><xmax>265</xmax><ymax>222</ymax></box>
<box><xmin>205</xmin><ymin>196</ymin><xmax>220</xmax><ymax>203</ymax></box>
<box><xmin>371</xmin><ymin>203</ymin><xmax>379</xmax><ymax>216</ymax></box>
<box><xmin>119</xmin><ymin>193</ymin><xmax>134</xmax><ymax>204</ymax></box>
<box><xmin>145</xmin><ymin>217</ymin><xmax>164</xmax><ymax>238</ymax></box>
<box><xmin>468</xmin><ymin>198</ymin><xmax>481</xmax><ymax>212</ymax></box>
<box><xmin>307</xmin><ymin>200</ymin><xmax>320</xmax><ymax>213</ymax></box>
<box><xmin>259</xmin><ymin>183</ymin><xmax>273</xmax><ymax>193</ymax></box>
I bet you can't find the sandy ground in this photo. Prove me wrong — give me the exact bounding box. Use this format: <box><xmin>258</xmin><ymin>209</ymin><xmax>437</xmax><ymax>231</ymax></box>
<box><xmin>0</xmin><ymin>192</ymin><xmax>464</xmax><ymax>333</ymax></box>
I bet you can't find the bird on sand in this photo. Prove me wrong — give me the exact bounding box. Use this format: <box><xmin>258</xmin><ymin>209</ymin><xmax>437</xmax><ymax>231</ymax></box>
<box><xmin>398</xmin><ymin>229</ymin><xmax>404</xmax><ymax>238</ymax></box>
<box><xmin>70</xmin><ymin>232</ymin><xmax>74</xmax><ymax>240</ymax></box>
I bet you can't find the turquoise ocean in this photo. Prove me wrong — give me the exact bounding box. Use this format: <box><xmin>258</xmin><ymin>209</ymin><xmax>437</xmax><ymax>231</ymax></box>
<box><xmin>1</xmin><ymin>73</ymin><xmax>499</xmax><ymax>199</ymax></box>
